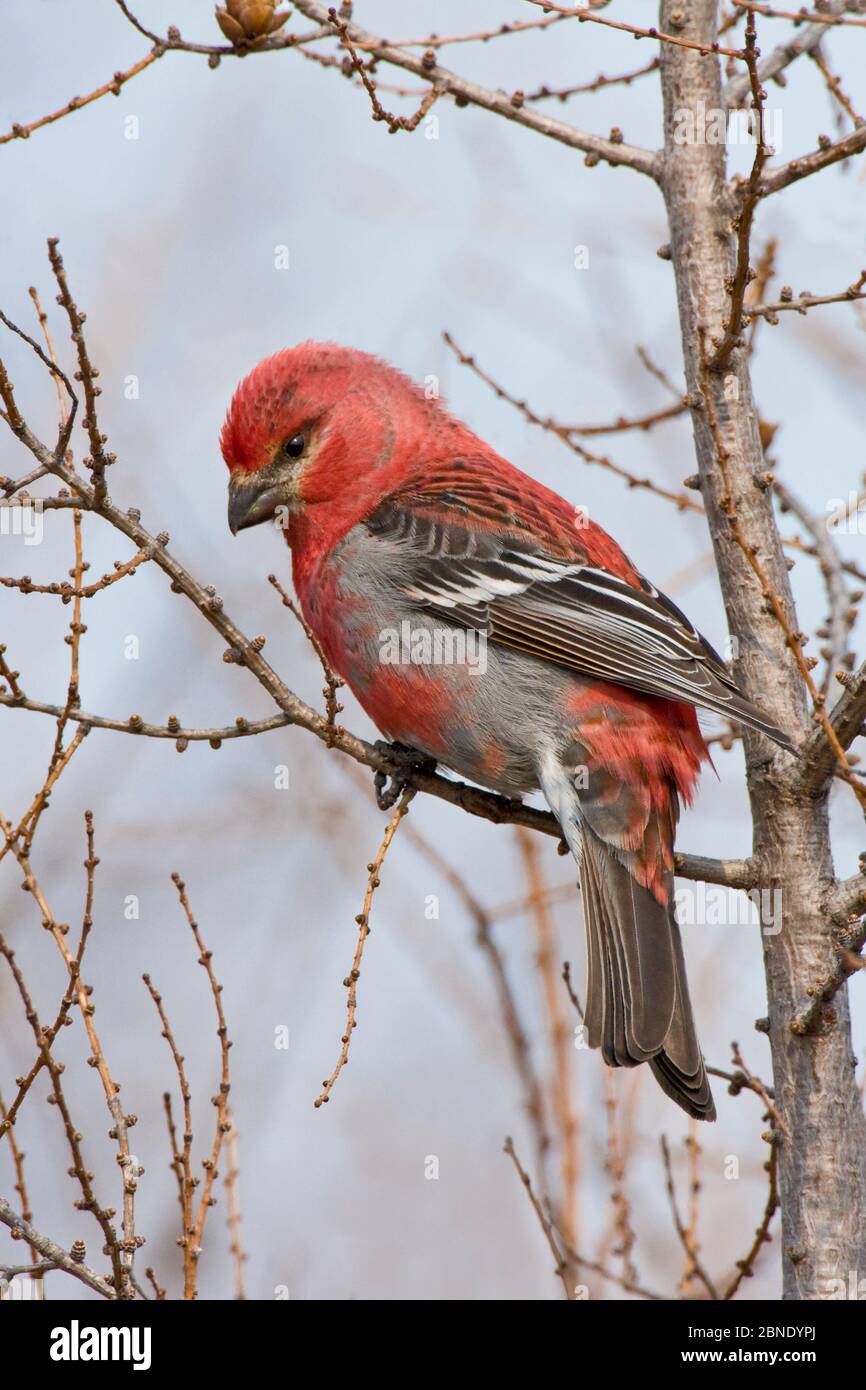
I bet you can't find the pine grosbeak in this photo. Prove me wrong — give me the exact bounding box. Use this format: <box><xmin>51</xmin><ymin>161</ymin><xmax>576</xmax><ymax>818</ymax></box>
<box><xmin>222</xmin><ymin>343</ymin><xmax>794</xmax><ymax>1121</ymax></box>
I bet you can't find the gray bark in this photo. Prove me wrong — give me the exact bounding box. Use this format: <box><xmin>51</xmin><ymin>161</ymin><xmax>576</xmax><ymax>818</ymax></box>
<box><xmin>658</xmin><ymin>0</ymin><xmax>866</xmax><ymax>1299</ymax></box>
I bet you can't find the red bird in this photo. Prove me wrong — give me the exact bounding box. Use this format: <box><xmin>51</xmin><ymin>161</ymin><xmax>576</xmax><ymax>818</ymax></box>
<box><xmin>223</xmin><ymin>343</ymin><xmax>794</xmax><ymax>1121</ymax></box>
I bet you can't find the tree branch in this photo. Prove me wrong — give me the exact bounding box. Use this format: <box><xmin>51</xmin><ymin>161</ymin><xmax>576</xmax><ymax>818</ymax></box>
<box><xmin>759</xmin><ymin>123</ymin><xmax>866</xmax><ymax>195</ymax></box>
<box><xmin>723</xmin><ymin>0</ymin><xmax>856</xmax><ymax>106</ymax></box>
<box><xmin>0</xmin><ymin>1197</ymin><xmax>114</xmax><ymax>1299</ymax></box>
<box><xmin>289</xmin><ymin>1</ymin><xmax>659</xmax><ymax>177</ymax></box>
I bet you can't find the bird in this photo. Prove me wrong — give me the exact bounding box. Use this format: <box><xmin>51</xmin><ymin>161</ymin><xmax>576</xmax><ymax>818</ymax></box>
<box><xmin>222</xmin><ymin>342</ymin><xmax>795</xmax><ymax>1121</ymax></box>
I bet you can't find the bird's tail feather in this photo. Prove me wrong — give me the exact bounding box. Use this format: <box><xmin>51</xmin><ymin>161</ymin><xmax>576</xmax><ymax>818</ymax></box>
<box><xmin>579</xmin><ymin>825</ymin><xmax>716</xmax><ymax>1122</ymax></box>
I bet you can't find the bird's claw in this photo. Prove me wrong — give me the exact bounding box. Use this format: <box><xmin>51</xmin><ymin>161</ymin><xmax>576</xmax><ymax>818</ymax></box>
<box><xmin>372</xmin><ymin>740</ymin><xmax>437</xmax><ymax>810</ymax></box>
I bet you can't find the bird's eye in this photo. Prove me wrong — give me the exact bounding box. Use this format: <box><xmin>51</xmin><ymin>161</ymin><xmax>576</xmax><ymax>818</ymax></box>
<box><xmin>282</xmin><ymin>433</ymin><xmax>305</xmax><ymax>460</ymax></box>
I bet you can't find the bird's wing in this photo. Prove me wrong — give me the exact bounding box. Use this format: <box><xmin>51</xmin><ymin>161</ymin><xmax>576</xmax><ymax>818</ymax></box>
<box><xmin>362</xmin><ymin>485</ymin><xmax>795</xmax><ymax>753</ymax></box>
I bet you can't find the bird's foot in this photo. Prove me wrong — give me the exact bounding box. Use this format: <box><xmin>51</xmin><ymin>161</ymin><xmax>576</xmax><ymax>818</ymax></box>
<box><xmin>372</xmin><ymin>740</ymin><xmax>437</xmax><ymax>810</ymax></box>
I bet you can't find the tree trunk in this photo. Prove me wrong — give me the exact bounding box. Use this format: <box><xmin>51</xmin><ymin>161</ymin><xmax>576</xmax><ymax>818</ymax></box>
<box><xmin>657</xmin><ymin>0</ymin><xmax>866</xmax><ymax>1299</ymax></box>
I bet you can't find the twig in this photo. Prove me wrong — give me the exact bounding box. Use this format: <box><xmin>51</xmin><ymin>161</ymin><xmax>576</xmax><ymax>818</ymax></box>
<box><xmin>743</xmin><ymin>271</ymin><xmax>866</xmax><ymax>319</ymax></box>
<box><xmin>713</xmin><ymin>11</ymin><xmax>770</xmax><ymax>369</ymax></box>
<box><xmin>600</xmin><ymin>1073</ymin><xmax>639</xmax><ymax>1289</ymax></box>
<box><xmin>329</xmin><ymin>11</ymin><xmax>442</xmax><ymax>133</ymax></box>
<box><xmin>142</xmin><ymin>981</ymin><xmax>194</xmax><ymax>1294</ymax></box>
<box><xmin>173</xmin><ymin>874</ymin><xmax>233</xmax><ymax>1301</ymax></box>
<box><xmin>521</xmin><ymin>0</ymin><xmax>750</xmax><ymax>58</ymax></box>
<box><xmin>809</xmin><ymin>45</ymin><xmax>865</xmax><ymax>127</ymax></box>
<box><xmin>397</xmin><ymin>811</ymin><xmax>553</xmax><ymax>1189</ymax></box>
<box><xmin>224</xmin><ymin>1114</ymin><xmax>246</xmax><ymax>1299</ymax></box>
<box><xmin>678</xmin><ymin>1124</ymin><xmax>703</xmax><ymax>1297</ymax></box>
<box><xmin>660</xmin><ymin>1136</ymin><xmax>720</xmax><ymax>1300</ymax></box>
<box><xmin>0</xmin><ymin>695</ymin><xmax>291</xmax><ymax>746</ymax></box>
<box><xmin>723</xmin><ymin>0</ymin><xmax>857</xmax><ymax>106</ymax></box>
<box><xmin>790</xmin><ymin>917</ymin><xmax>866</xmax><ymax>1035</ymax></box>
<box><xmin>503</xmin><ymin>1137</ymin><xmax>574</xmax><ymax>1300</ymax></box>
<box><xmin>288</xmin><ymin>2</ymin><xmax>659</xmax><ymax>176</ymax></box>
<box><xmin>526</xmin><ymin>59</ymin><xmax>659</xmax><ymax>104</ymax></box>
<box><xmin>759</xmin><ymin>123</ymin><xmax>866</xmax><ymax>195</ymax></box>
<box><xmin>773</xmin><ymin>477</ymin><xmax>853</xmax><ymax>698</ymax></box>
<box><xmin>443</xmin><ymin>331</ymin><xmax>700</xmax><ymax>513</ymax></box>
<box><xmin>47</xmin><ymin>239</ymin><xmax>113</xmax><ymax>504</ymax></box>
<box><xmin>734</xmin><ymin>2</ymin><xmax>866</xmax><ymax>29</ymax></box>
<box><xmin>1</xmin><ymin>547</ymin><xmax>154</xmax><ymax>599</ymax></box>
<box><xmin>269</xmin><ymin>573</ymin><xmax>344</xmax><ymax>743</ymax></box>
<box><xmin>723</xmin><ymin>1143</ymin><xmax>779</xmax><ymax>1298</ymax></box>
<box><xmin>0</xmin><ymin>51</ymin><xmax>162</xmax><ymax>147</ymax></box>
<box><xmin>730</xmin><ymin>1042</ymin><xmax>788</xmax><ymax>1133</ymax></box>
<box><xmin>0</xmin><ymin>1092</ymin><xmax>37</xmax><ymax>1263</ymax></box>
<box><xmin>699</xmin><ymin>338</ymin><xmax>865</xmax><ymax>808</ymax></box>
<box><xmin>314</xmin><ymin>787</ymin><xmax>413</xmax><ymax>1108</ymax></box>
<box><xmin>0</xmin><ymin>1197</ymin><xmax>114</xmax><ymax>1299</ymax></box>
<box><xmin>515</xmin><ymin>828</ymin><xmax>580</xmax><ymax>1250</ymax></box>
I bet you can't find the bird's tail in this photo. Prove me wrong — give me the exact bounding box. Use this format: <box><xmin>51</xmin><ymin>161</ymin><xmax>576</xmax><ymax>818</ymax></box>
<box><xmin>579</xmin><ymin>826</ymin><xmax>715</xmax><ymax>1121</ymax></box>
<box><xmin>540</xmin><ymin>748</ymin><xmax>715</xmax><ymax>1122</ymax></box>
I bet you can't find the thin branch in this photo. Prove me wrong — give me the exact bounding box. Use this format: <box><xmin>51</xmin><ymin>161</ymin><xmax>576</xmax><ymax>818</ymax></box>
<box><xmin>723</xmin><ymin>1143</ymin><xmax>779</xmax><ymax>1298</ymax></box>
<box><xmin>314</xmin><ymin>788</ymin><xmax>413</xmax><ymax>1108</ymax></box>
<box><xmin>0</xmin><ymin>1093</ymin><xmax>37</xmax><ymax>1263</ymax></box>
<box><xmin>224</xmin><ymin>1114</ymin><xmax>246</xmax><ymax>1300</ymax></box>
<box><xmin>729</xmin><ymin>1042</ymin><xmax>788</xmax><ymax>1134</ymax></box>
<box><xmin>699</xmin><ymin>339</ymin><xmax>866</xmax><ymax>808</ymax></box>
<box><xmin>790</xmin><ymin>916</ymin><xmax>866</xmax><ymax>1035</ymax></box>
<box><xmin>521</xmin><ymin>0</ymin><xmax>749</xmax><ymax>58</ymax></box>
<box><xmin>515</xmin><ymin>827</ymin><xmax>579</xmax><ymax>1250</ymax></box>
<box><xmin>723</xmin><ymin>0</ymin><xmax>857</xmax><ymax>105</ymax></box>
<box><xmin>660</xmin><ymin>1136</ymin><xmax>720</xmax><ymax>1300</ymax></box>
<box><xmin>47</xmin><ymin>240</ymin><xmax>112</xmax><ymax>503</ymax></box>
<box><xmin>503</xmin><ymin>1137</ymin><xmax>574</xmax><ymax>1300</ymax></box>
<box><xmin>743</xmin><ymin>271</ymin><xmax>866</xmax><ymax>318</ymax></box>
<box><xmin>526</xmin><ymin>59</ymin><xmax>659</xmax><ymax>104</ymax></box>
<box><xmin>773</xmin><ymin>477</ymin><xmax>853</xmax><ymax>698</ymax></box>
<box><xmin>734</xmin><ymin>2</ymin><xmax>866</xmax><ymax>28</ymax></box>
<box><xmin>142</xmin><ymin>976</ymin><xmax>195</xmax><ymax>1295</ymax></box>
<box><xmin>269</xmin><ymin>574</ymin><xmax>344</xmax><ymax>744</ymax></box>
<box><xmin>809</xmin><ymin>44</ymin><xmax>865</xmax><ymax>127</ymax></box>
<box><xmin>443</xmin><ymin>331</ymin><xmax>699</xmax><ymax>512</ymax></box>
<box><xmin>0</xmin><ymin>1197</ymin><xmax>114</xmax><ymax>1299</ymax></box>
<box><xmin>0</xmin><ymin>695</ymin><xmax>291</xmax><ymax>745</ymax></box>
<box><xmin>797</xmin><ymin>659</ymin><xmax>866</xmax><ymax>793</ymax></box>
<box><xmin>1</xmin><ymin>547</ymin><xmax>154</xmax><ymax>599</ymax></box>
<box><xmin>398</xmin><ymin>811</ymin><xmax>553</xmax><ymax>1187</ymax></box>
<box><xmin>173</xmin><ymin>874</ymin><xmax>233</xmax><ymax>1301</ymax></box>
<box><xmin>713</xmin><ymin>11</ymin><xmax>770</xmax><ymax>369</ymax></box>
<box><xmin>0</xmin><ymin>51</ymin><xmax>162</xmax><ymax>147</ymax></box>
<box><xmin>759</xmin><ymin>122</ymin><xmax>866</xmax><ymax>195</ymax></box>
<box><xmin>288</xmin><ymin>2</ymin><xmax>659</xmax><ymax>177</ymax></box>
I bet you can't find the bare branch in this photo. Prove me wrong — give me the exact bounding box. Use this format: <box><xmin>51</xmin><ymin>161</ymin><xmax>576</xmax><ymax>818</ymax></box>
<box><xmin>0</xmin><ymin>51</ymin><xmax>162</xmax><ymax>148</ymax></box>
<box><xmin>723</xmin><ymin>0</ymin><xmax>857</xmax><ymax>105</ymax></box>
<box><xmin>0</xmin><ymin>1197</ymin><xmax>114</xmax><ymax>1299</ymax></box>
<box><xmin>443</xmin><ymin>331</ymin><xmax>699</xmax><ymax>511</ymax></box>
<box><xmin>660</xmin><ymin>1135</ymin><xmax>720</xmax><ymax>1300</ymax></box>
<box><xmin>796</xmin><ymin>659</ymin><xmax>866</xmax><ymax>793</ymax></box>
<box><xmin>743</xmin><ymin>272</ymin><xmax>866</xmax><ymax>318</ymax></box>
<box><xmin>773</xmin><ymin>477</ymin><xmax>853</xmax><ymax>697</ymax></box>
<box><xmin>289</xmin><ymin>1</ymin><xmax>659</xmax><ymax>176</ymax></box>
<box><xmin>713</xmin><ymin>11</ymin><xmax>770</xmax><ymax>368</ymax></box>
<box><xmin>314</xmin><ymin>787</ymin><xmax>413</xmax><ymax>1108</ymax></box>
<box><xmin>759</xmin><ymin>122</ymin><xmax>866</xmax><ymax>195</ymax></box>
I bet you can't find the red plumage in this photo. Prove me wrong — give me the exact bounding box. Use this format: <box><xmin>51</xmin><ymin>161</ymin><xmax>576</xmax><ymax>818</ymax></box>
<box><xmin>222</xmin><ymin>342</ymin><xmax>793</xmax><ymax>1121</ymax></box>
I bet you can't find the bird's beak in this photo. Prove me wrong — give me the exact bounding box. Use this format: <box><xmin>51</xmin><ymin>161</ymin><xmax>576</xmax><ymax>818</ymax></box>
<box><xmin>227</xmin><ymin>476</ymin><xmax>285</xmax><ymax>535</ymax></box>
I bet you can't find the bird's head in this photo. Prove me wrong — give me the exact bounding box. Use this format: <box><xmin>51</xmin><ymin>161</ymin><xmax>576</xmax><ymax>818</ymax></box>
<box><xmin>222</xmin><ymin>341</ymin><xmax>460</xmax><ymax>543</ymax></box>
